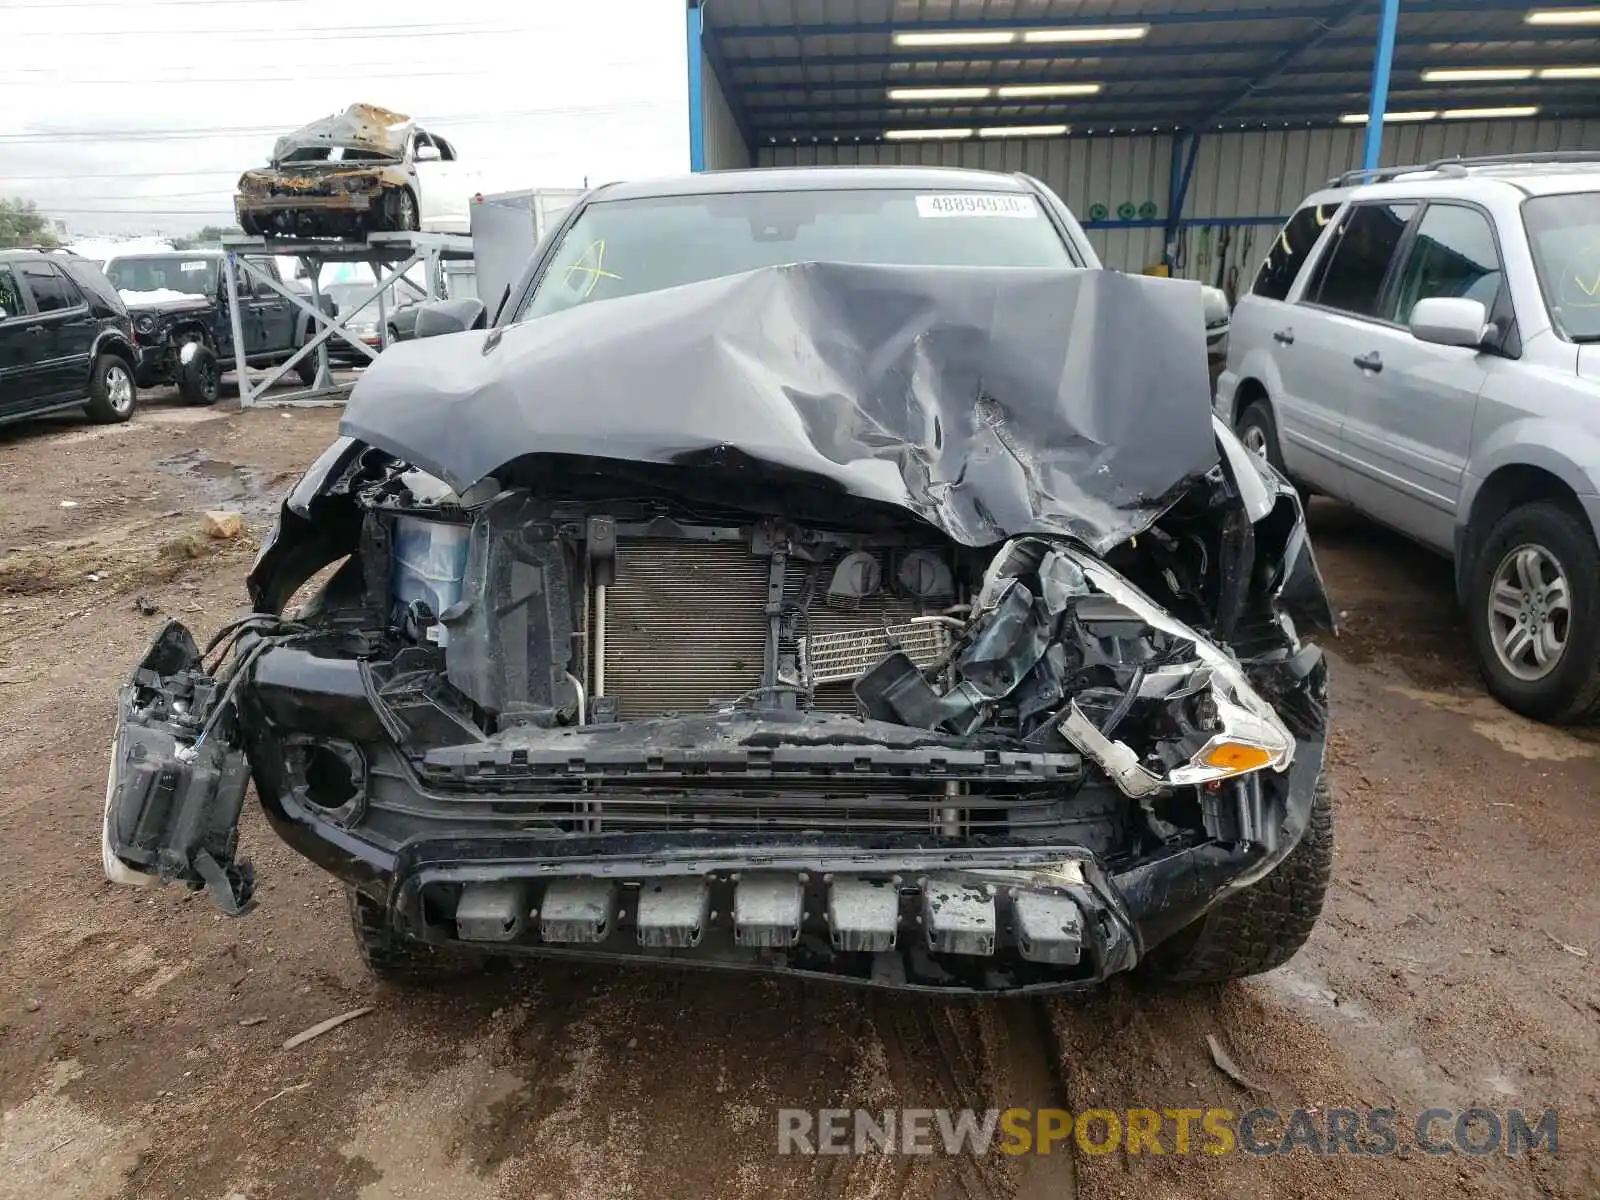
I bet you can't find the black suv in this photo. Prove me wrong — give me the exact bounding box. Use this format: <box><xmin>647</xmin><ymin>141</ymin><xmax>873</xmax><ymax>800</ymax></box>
<box><xmin>0</xmin><ymin>249</ymin><xmax>140</xmax><ymax>426</ymax></box>
<box><xmin>103</xmin><ymin>251</ymin><xmax>329</xmax><ymax>404</ymax></box>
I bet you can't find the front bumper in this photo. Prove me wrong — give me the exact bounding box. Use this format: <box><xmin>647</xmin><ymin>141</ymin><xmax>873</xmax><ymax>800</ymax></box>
<box><xmin>104</xmin><ymin>625</ymin><xmax>1325</xmax><ymax>995</ymax></box>
<box><xmin>237</xmin><ymin>193</ymin><xmax>374</xmax><ymax>214</ymax></box>
<box><xmin>133</xmin><ymin>343</ymin><xmax>175</xmax><ymax>387</ymax></box>
<box><xmin>263</xmin><ymin>796</ymin><xmax>1319</xmax><ymax>996</ymax></box>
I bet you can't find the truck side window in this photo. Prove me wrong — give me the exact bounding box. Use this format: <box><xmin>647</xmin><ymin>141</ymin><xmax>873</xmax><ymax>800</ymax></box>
<box><xmin>1252</xmin><ymin>204</ymin><xmax>1333</xmax><ymax>301</ymax></box>
<box><xmin>245</xmin><ymin>257</ymin><xmax>279</xmax><ymax>298</ymax></box>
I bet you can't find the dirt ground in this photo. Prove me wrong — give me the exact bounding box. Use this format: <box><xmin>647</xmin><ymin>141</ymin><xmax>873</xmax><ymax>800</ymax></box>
<box><xmin>1</xmin><ymin>392</ymin><xmax>1596</xmax><ymax>1200</ymax></box>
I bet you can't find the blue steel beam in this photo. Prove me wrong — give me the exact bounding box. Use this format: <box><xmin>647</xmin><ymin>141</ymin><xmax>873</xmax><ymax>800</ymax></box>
<box><xmin>686</xmin><ymin>1</ymin><xmax>705</xmax><ymax>170</ymax></box>
<box><xmin>1364</xmin><ymin>0</ymin><xmax>1403</xmax><ymax>169</ymax></box>
<box><xmin>1196</xmin><ymin>0</ymin><xmax>1375</xmax><ymax>127</ymax></box>
<box><xmin>1165</xmin><ymin>131</ymin><xmax>1205</xmax><ymax>266</ymax></box>
<box><xmin>711</xmin><ymin>0</ymin><xmax>1545</xmax><ymax>39</ymax></box>
<box><xmin>725</xmin><ymin>29</ymin><xmax>1585</xmax><ymax>72</ymax></box>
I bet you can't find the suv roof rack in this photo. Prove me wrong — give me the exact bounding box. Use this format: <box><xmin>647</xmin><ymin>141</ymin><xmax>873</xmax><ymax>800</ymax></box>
<box><xmin>1330</xmin><ymin>149</ymin><xmax>1600</xmax><ymax>189</ymax></box>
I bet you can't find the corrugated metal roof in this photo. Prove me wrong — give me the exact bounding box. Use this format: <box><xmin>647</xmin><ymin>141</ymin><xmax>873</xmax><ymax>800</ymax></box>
<box><xmin>702</xmin><ymin>0</ymin><xmax>1600</xmax><ymax>144</ymax></box>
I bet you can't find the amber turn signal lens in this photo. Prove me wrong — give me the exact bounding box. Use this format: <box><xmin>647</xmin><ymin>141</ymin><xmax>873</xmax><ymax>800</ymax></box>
<box><xmin>1202</xmin><ymin>742</ymin><xmax>1274</xmax><ymax>772</ymax></box>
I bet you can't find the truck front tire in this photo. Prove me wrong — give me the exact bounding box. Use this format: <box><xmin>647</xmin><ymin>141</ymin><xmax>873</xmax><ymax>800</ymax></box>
<box><xmin>346</xmin><ymin>889</ymin><xmax>482</xmax><ymax>986</ymax></box>
<box><xmin>1141</xmin><ymin>775</ymin><xmax>1333</xmax><ymax>984</ymax></box>
<box><xmin>177</xmin><ymin>344</ymin><xmax>221</xmax><ymax>405</ymax></box>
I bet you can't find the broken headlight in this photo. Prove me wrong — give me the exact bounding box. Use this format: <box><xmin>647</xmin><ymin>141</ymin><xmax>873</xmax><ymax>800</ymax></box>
<box><xmin>1055</xmin><ymin>555</ymin><xmax>1293</xmax><ymax>799</ymax></box>
<box><xmin>851</xmin><ymin>535</ymin><xmax>1296</xmax><ymax>801</ymax></box>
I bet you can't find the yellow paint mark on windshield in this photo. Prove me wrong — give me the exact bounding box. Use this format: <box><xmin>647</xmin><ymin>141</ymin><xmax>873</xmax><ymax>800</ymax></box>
<box><xmin>563</xmin><ymin>239</ymin><xmax>621</xmax><ymax>299</ymax></box>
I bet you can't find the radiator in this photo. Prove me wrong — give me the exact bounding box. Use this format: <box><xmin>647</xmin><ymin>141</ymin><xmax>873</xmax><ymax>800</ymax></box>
<box><xmin>600</xmin><ymin>538</ymin><xmax>936</xmax><ymax>719</ymax></box>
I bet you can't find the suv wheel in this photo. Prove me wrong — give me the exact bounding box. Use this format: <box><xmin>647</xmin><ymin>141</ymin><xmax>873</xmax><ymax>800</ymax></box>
<box><xmin>84</xmin><ymin>354</ymin><xmax>137</xmax><ymax>424</ymax></box>
<box><xmin>1237</xmin><ymin>398</ymin><xmax>1288</xmax><ymax>475</ymax></box>
<box><xmin>1141</xmin><ymin>775</ymin><xmax>1333</xmax><ymax>983</ymax></box>
<box><xmin>177</xmin><ymin>343</ymin><xmax>221</xmax><ymax>405</ymax></box>
<box><xmin>1469</xmin><ymin>501</ymin><xmax>1600</xmax><ymax>723</ymax></box>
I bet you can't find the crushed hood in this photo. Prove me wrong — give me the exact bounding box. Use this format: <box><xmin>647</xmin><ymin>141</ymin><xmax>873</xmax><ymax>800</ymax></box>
<box><xmin>339</xmin><ymin>262</ymin><xmax>1219</xmax><ymax>552</ymax></box>
<box><xmin>271</xmin><ymin>103</ymin><xmax>411</xmax><ymax>164</ymax></box>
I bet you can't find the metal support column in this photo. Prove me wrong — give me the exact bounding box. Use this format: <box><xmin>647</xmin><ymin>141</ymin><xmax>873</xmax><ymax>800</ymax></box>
<box><xmin>687</xmin><ymin>0</ymin><xmax>706</xmax><ymax>171</ymax></box>
<box><xmin>306</xmin><ymin>268</ymin><xmax>331</xmax><ymax>389</ymax></box>
<box><xmin>1362</xmin><ymin>0</ymin><xmax>1402</xmax><ymax>170</ymax></box>
<box><xmin>1164</xmin><ymin>131</ymin><xmax>1202</xmax><ymax>273</ymax></box>
<box><xmin>221</xmin><ymin>253</ymin><xmax>250</xmax><ymax>397</ymax></box>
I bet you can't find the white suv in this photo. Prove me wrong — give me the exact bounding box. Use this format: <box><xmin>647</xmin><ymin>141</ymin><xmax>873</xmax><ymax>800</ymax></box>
<box><xmin>1217</xmin><ymin>152</ymin><xmax>1600</xmax><ymax>722</ymax></box>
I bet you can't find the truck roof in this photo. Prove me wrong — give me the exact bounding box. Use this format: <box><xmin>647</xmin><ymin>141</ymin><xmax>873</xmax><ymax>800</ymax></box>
<box><xmin>594</xmin><ymin>165</ymin><xmax>1036</xmax><ymax>202</ymax></box>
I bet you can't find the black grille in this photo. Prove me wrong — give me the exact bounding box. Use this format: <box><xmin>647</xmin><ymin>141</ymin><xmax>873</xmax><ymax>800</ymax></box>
<box><xmin>387</xmin><ymin>782</ymin><xmax>1072</xmax><ymax>835</ymax></box>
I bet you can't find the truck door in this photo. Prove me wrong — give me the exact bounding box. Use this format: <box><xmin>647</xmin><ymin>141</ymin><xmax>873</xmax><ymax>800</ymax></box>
<box><xmin>246</xmin><ymin>257</ymin><xmax>296</xmax><ymax>352</ymax></box>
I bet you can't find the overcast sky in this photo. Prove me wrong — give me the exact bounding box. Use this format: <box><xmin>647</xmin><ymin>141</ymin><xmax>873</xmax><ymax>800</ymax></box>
<box><xmin>2</xmin><ymin>0</ymin><xmax>689</xmax><ymax>237</ymax></box>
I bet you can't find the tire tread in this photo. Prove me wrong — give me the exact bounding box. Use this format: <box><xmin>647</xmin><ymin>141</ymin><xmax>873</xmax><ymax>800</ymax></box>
<box><xmin>1145</xmin><ymin>775</ymin><xmax>1333</xmax><ymax>984</ymax></box>
<box><xmin>347</xmin><ymin>889</ymin><xmax>478</xmax><ymax>986</ymax></box>
<box><xmin>84</xmin><ymin>353</ymin><xmax>135</xmax><ymax>424</ymax></box>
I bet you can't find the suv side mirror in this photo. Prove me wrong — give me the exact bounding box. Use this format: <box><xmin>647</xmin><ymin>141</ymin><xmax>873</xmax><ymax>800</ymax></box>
<box><xmin>1410</xmin><ymin>297</ymin><xmax>1490</xmax><ymax>349</ymax></box>
<box><xmin>1200</xmin><ymin>284</ymin><xmax>1231</xmax><ymax>329</ymax></box>
<box><xmin>415</xmin><ymin>143</ymin><xmax>441</xmax><ymax>162</ymax></box>
<box><xmin>413</xmin><ymin>298</ymin><xmax>486</xmax><ymax>339</ymax></box>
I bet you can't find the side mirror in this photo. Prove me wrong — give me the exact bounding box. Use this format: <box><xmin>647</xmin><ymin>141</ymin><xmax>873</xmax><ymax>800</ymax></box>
<box><xmin>1200</xmin><ymin>284</ymin><xmax>1231</xmax><ymax>329</ymax></box>
<box><xmin>1410</xmin><ymin>297</ymin><xmax>1490</xmax><ymax>349</ymax></box>
<box><xmin>413</xmin><ymin>297</ymin><xmax>486</xmax><ymax>339</ymax></box>
<box><xmin>415</xmin><ymin>144</ymin><xmax>441</xmax><ymax>162</ymax></box>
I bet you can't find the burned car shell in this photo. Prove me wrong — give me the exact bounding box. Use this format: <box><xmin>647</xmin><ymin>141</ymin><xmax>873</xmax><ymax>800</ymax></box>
<box><xmin>235</xmin><ymin>103</ymin><xmax>468</xmax><ymax>238</ymax></box>
<box><xmin>105</xmin><ymin>228</ymin><xmax>1332</xmax><ymax>995</ymax></box>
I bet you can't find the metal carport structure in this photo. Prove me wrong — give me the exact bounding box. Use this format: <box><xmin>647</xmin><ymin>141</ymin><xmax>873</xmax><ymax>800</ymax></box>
<box><xmin>684</xmin><ymin>0</ymin><xmax>1600</xmax><ymax>280</ymax></box>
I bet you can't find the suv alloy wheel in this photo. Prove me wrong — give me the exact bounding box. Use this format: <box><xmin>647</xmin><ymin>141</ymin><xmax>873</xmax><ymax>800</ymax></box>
<box><xmin>1469</xmin><ymin>501</ymin><xmax>1600</xmax><ymax>722</ymax></box>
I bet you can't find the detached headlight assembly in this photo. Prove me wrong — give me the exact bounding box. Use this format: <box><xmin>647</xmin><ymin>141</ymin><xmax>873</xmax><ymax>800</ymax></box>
<box><xmin>1056</xmin><ymin>555</ymin><xmax>1295</xmax><ymax>800</ymax></box>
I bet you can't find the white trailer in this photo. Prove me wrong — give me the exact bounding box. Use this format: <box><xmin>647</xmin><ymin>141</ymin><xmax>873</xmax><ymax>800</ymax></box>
<box><xmin>469</xmin><ymin>188</ymin><xmax>585</xmax><ymax>323</ymax></box>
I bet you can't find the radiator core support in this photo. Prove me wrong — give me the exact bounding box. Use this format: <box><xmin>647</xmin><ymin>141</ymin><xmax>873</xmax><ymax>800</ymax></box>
<box><xmin>590</xmin><ymin>523</ymin><xmax>955</xmax><ymax>722</ymax></box>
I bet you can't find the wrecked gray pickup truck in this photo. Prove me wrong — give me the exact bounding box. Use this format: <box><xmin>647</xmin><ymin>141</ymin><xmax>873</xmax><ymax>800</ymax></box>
<box><xmin>101</xmin><ymin>259</ymin><xmax>1333</xmax><ymax>996</ymax></box>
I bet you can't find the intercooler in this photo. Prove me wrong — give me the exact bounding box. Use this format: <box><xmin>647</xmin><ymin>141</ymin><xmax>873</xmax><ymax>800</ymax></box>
<box><xmin>600</xmin><ymin>537</ymin><xmax>941</xmax><ymax>720</ymax></box>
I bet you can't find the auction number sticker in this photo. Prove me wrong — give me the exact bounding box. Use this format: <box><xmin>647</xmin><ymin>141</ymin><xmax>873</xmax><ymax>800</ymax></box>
<box><xmin>179</xmin><ymin>261</ymin><xmax>208</xmax><ymax>272</ymax></box>
<box><xmin>915</xmin><ymin>193</ymin><xmax>1039</xmax><ymax>219</ymax></box>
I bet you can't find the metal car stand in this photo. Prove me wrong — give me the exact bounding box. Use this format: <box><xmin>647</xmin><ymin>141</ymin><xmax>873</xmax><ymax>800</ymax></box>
<box><xmin>219</xmin><ymin>231</ymin><xmax>473</xmax><ymax>408</ymax></box>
